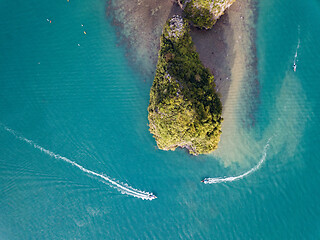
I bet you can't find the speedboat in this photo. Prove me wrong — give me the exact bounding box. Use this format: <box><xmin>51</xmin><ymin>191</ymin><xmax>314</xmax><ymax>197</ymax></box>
<box><xmin>201</xmin><ymin>179</ymin><xmax>209</xmax><ymax>184</ymax></box>
<box><xmin>149</xmin><ymin>194</ymin><xmax>157</xmax><ymax>199</ymax></box>
<box><xmin>293</xmin><ymin>63</ymin><xmax>297</xmax><ymax>72</ymax></box>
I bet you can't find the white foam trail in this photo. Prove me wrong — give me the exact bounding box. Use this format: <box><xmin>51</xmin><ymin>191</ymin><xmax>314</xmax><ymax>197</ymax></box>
<box><xmin>2</xmin><ymin>125</ymin><xmax>156</xmax><ymax>200</ymax></box>
<box><xmin>203</xmin><ymin>138</ymin><xmax>272</xmax><ymax>184</ymax></box>
<box><xmin>293</xmin><ymin>25</ymin><xmax>300</xmax><ymax>72</ymax></box>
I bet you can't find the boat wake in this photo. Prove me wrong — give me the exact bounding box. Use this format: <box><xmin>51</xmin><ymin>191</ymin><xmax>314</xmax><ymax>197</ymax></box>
<box><xmin>293</xmin><ymin>25</ymin><xmax>300</xmax><ymax>72</ymax></box>
<box><xmin>202</xmin><ymin>138</ymin><xmax>272</xmax><ymax>184</ymax></box>
<box><xmin>2</xmin><ymin>125</ymin><xmax>156</xmax><ymax>200</ymax></box>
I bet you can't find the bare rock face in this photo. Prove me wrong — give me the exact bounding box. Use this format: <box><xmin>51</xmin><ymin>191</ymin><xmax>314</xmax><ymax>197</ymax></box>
<box><xmin>164</xmin><ymin>15</ymin><xmax>186</xmax><ymax>40</ymax></box>
<box><xmin>207</xmin><ymin>0</ymin><xmax>236</xmax><ymax>20</ymax></box>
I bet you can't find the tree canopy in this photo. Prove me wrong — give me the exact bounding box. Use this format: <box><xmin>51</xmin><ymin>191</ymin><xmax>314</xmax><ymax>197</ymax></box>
<box><xmin>148</xmin><ymin>16</ymin><xmax>223</xmax><ymax>155</ymax></box>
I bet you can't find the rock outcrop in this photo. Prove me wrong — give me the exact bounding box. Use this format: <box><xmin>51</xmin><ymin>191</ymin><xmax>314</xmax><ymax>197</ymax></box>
<box><xmin>148</xmin><ymin>16</ymin><xmax>223</xmax><ymax>155</ymax></box>
<box><xmin>180</xmin><ymin>0</ymin><xmax>236</xmax><ymax>29</ymax></box>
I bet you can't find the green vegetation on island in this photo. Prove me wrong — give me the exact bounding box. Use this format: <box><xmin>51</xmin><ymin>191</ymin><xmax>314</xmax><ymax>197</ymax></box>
<box><xmin>180</xmin><ymin>0</ymin><xmax>236</xmax><ymax>29</ymax></box>
<box><xmin>148</xmin><ymin>16</ymin><xmax>223</xmax><ymax>155</ymax></box>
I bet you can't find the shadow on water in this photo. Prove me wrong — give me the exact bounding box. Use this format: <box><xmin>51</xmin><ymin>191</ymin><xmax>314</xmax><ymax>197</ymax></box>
<box><xmin>190</xmin><ymin>12</ymin><xmax>232</xmax><ymax>105</ymax></box>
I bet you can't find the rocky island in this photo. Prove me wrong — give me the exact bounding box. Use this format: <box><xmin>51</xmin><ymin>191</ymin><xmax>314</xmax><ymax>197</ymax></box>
<box><xmin>108</xmin><ymin>0</ymin><xmax>255</xmax><ymax>156</ymax></box>
<box><xmin>148</xmin><ymin>15</ymin><xmax>223</xmax><ymax>155</ymax></box>
<box><xmin>180</xmin><ymin>0</ymin><xmax>236</xmax><ymax>29</ymax></box>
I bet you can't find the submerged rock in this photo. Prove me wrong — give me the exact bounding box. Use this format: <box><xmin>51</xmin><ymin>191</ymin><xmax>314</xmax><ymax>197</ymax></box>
<box><xmin>148</xmin><ymin>16</ymin><xmax>223</xmax><ymax>155</ymax></box>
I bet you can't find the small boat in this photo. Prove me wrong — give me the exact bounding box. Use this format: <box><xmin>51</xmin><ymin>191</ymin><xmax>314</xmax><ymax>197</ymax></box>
<box><xmin>293</xmin><ymin>63</ymin><xmax>297</xmax><ymax>72</ymax></box>
<box><xmin>149</xmin><ymin>194</ymin><xmax>157</xmax><ymax>199</ymax></box>
<box><xmin>201</xmin><ymin>179</ymin><xmax>209</xmax><ymax>184</ymax></box>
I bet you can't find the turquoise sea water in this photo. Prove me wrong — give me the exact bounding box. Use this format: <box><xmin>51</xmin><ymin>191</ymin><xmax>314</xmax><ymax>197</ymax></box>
<box><xmin>1</xmin><ymin>0</ymin><xmax>320</xmax><ymax>239</ymax></box>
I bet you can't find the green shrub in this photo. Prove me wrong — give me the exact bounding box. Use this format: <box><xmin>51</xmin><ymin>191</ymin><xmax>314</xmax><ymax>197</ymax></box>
<box><xmin>184</xmin><ymin>2</ymin><xmax>216</xmax><ymax>29</ymax></box>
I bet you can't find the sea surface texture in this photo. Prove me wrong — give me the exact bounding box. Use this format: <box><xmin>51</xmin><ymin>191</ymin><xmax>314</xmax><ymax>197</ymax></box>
<box><xmin>1</xmin><ymin>0</ymin><xmax>320</xmax><ymax>239</ymax></box>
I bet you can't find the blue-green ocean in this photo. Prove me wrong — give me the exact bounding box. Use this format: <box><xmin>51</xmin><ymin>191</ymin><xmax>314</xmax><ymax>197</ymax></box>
<box><xmin>1</xmin><ymin>0</ymin><xmax>319</xmax><ymax>239</ymax></box>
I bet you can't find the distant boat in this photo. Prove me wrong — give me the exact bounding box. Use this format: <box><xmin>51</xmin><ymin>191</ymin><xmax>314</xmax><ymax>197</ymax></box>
<box><xmin>201</xmin><ymin>179</ymin><xmax>209</xmax><ymax>184</ymax></box>
<box><xmin>149</xmin><ymin>194</ymin><xmax>157</xmax><ymax>199</ymax></box>
<box><xmin>293</xmin><ymin>63</ymin><xmax>297</xmax><ymax>72</ymax></box>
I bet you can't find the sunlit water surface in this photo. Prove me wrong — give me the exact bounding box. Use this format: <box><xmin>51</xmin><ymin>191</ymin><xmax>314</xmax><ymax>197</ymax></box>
<box><xmin>0</xmin><ymin>0</ymin><xmax>319</xmax><ymax>239</ymax></box>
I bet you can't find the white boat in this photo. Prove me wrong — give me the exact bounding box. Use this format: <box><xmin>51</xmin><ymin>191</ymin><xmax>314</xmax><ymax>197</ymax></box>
<box><xmin>149</xmin><ymin>194</ymin><xmax>157</xmax><ymax>199</ymax></box>
<box><xmin>201</xmin><ymin>179</ymin><xmax>209</xmax><ymax>184</ymax></box>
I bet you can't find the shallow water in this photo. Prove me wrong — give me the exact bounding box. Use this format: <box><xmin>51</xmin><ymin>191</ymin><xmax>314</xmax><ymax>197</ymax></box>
<box><xmin>0</xmin><ymin>0</ymin><xmax>320</xmax><ymax>239</ymax></box>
